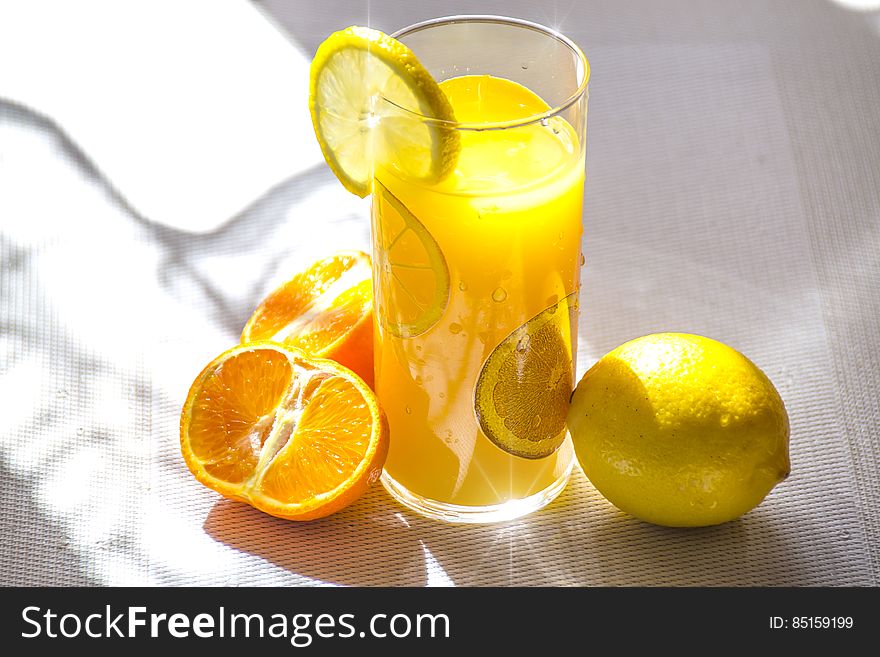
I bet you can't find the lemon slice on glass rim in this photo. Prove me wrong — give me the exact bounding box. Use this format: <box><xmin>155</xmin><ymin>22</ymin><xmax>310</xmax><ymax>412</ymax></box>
<box><xmin>309</xmin><ymin>26</ymin><xmax>460</xmax><ymax>197</ymax></box>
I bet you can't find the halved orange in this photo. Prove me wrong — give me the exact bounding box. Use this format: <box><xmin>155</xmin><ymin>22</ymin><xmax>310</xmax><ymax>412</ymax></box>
<box><xmin>179</xmin><ymin>342</ymin><xmax>389</xmax><ymax>521</ymax></box>
<box><xmin>240</xmin><ymin>251</ymin><xmax>374</xmax><ymax>387</ymax></box>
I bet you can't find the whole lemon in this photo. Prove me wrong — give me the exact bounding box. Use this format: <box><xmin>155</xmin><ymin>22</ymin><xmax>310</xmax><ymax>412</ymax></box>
<box><xmin>567</xmin><ymin>333</ymin><xmax>790</xmax><ymax>527</ymax></box>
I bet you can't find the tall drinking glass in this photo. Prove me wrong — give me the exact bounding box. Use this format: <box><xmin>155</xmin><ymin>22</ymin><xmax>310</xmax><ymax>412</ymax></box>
<box><xmin>371</xmin><ymin>16</ymin><xmax>589</xmax><ymax>523</ymax></box>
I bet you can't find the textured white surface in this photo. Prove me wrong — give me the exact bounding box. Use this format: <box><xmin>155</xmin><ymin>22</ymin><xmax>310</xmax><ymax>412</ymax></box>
<box><xmin>0</xmin><ymin>1</ymin><xmax>321</xmax><ymax>233</ymax></box>
<box><xmin>1</xmin><ymin>0</ymin><xmax>878</xmax><ymax>586</ymax></box>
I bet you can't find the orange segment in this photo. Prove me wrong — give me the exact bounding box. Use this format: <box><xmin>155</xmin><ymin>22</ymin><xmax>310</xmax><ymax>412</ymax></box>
<box><xmin>256</xmin><ymin>376</ymin><xmax>374</xmax><ymax>504</ymax></box>
<box><xmin>186</xmin><ymin>348</ymin><xmax>292</xmax><ymax>489</ymax></box>
<box><xmin>288</xmin><ymin>279</ymin><xmax>372</xmax><ymax>355</ymax></box>
<box><xmin>180</xmin><ymin>342</ymin><xmax>389</xmax><ymax>521</ymax></box>
<box><xmin>241</xmin><ymin>251</ymin><xmax>374</xmax><ymax>387</ymax></box>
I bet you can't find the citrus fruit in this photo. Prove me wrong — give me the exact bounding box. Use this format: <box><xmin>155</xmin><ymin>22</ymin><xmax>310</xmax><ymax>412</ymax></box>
<box><xmin>372</xmin><ymin>180</ymin><xmax>449</xmax><ymax>338</ymax></box>
<box><xmin>567</xmin><ymin>333</ymin><xmax>790</xmax><ymax>527</ymax></box>
<box><xmin>240</xmin><ymin>251</ymin><xmax>374</xmax><ymax>387</ymax></box>
<box><xmin>179</xmin><ymin>342</ymin><xmax>389</xmax><ymax>521</ymax></box>
<box><xmin>309</xmin><ymin>25</ymin><xmax>460</xmax><ymax>197</ymax></box>
<box><xmin>474</xmin><ymin>293</ymin><xmax>578</xmax><ymax>459</ymax></box>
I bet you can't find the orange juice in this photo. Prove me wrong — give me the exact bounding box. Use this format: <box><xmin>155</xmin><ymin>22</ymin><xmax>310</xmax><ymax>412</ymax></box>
<box><xmin>372</xmin><ymin>74</ymin><xmax>584</xmax><ymax>513</ymax></box>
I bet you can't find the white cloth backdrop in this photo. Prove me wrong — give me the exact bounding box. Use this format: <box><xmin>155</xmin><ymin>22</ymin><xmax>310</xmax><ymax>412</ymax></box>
<box><xmin>1</xmin><ymin>0</ymin><xmax>878</xmax><ymax>586</ymax></box>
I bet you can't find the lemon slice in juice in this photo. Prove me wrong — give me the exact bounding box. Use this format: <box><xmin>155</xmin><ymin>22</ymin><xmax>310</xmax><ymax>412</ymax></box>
<box><xmin>474</xmin><ymin>294</ymin><xmax>579</xmax><ymax>459</ymax></box>
<box><xmin>373</xmin><ymin>181</ymin><xmax>450</xmax><ymax>338</ymax></box>
<box><xmin>309</xmin><ymin>26</ymin><xmax>460</xmax><ymax>197</ymax></box>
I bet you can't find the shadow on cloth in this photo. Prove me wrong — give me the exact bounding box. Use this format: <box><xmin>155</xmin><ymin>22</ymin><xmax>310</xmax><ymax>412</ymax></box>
<box><xmin>203</xmin><ymin>483</ymin><xmax>428</xmax><ymax>586</ymax></box>
<box><xmin>201</xmin><ymin>460</ymin><xmax>821</xmax><ymax>586</ymax></box>
<box><xmin>0</xmin><ymin>456</ymin><xmax>103</xmax><ymax>586</ymax></box>
<box><xmin>409</xmin><ymin>473</ymin><xmax>824</xmax><ymax>586</ymax></box>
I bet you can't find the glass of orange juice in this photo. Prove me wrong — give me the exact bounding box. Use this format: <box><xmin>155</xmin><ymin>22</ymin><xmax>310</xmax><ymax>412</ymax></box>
<box><xmin>371</xmin><ymin>16</ymin><xmax>589</xmax><ymax>523</ymax></box>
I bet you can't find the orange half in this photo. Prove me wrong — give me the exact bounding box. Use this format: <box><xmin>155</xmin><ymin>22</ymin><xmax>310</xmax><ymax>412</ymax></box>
<box><xmin>241</xmin><ymin>251</ymin><xmax>374</xmax><ymax>387</ymax></box>
<box><xmin>179</xmin><ymin>342</ymin><xmax>389</xmax><ymax>521</ymax></box>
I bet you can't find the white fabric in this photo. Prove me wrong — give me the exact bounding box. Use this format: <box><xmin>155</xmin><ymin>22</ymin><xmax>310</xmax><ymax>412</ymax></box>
<box><xmin>0</xmin><ymin>1</ymin><xmax>322</xmax><ymax>233</ymax></box>
<box><xmin>1</xmin><ymin>0</ymin><xmax>878</xmax><ymax>586</ymax></box>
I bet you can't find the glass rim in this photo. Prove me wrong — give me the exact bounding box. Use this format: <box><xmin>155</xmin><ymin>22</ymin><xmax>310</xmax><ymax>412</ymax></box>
<box><xmin>387</xmin><ymin>14</ymin><xmax>590</xmax><ymax>132</ymax></box>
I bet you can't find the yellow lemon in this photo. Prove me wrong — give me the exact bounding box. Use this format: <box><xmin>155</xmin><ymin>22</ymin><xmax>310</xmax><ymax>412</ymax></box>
<box><xmin>567</xmin><ymin>333</ymin><xmax>790</xmax><ymax>527</ymax></box>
